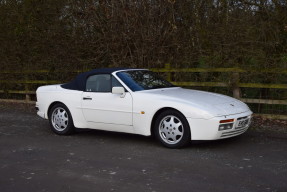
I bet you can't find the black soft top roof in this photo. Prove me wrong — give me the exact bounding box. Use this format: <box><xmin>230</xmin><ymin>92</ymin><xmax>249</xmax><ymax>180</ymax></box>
<box><xmin>61</xmin><ymin>68</ymin><xmax>133</xmax><ymax>91</ymax></box>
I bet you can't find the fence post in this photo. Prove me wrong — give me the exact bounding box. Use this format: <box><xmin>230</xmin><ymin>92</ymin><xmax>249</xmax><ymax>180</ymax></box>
<box><xmin>24</xmin><ymin>74</ymin><xmax>31</xmax><ymax>102</ymax></box>
<box><xmin>232</xmin><ymin>72</ymin><xmax>241</xmax><ymax>99</ymax></box>
<box><xmin>165</xmin><ymin>63</ymin><xmax>171</xmax><ymax>81</ymax></box>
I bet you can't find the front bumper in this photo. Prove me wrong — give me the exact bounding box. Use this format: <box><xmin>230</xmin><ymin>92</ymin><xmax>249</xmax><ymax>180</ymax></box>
<box><xmin>187</xmin><ymin>110</ymin><xmax>253</xmax><ymax>140</ymax></box>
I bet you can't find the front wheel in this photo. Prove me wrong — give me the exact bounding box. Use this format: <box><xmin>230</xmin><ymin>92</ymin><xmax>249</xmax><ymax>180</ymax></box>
<box><xmin>49</xmin><ymin>103</ymin><xmax>74</xmax><ymax>135</ymax></box>
<box><xmin>154</xmin><ymin>110</ymin><xmax>191</xmax><ymax>148</ymax></box>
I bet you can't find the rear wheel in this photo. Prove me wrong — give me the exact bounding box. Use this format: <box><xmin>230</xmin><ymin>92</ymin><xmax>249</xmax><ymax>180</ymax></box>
<box><xmin>49</xmin><ymin>103</ymin><xmax>74</xmax><ymax>135</ymax></box>
<box><xmin>154</xmin><ymin>110</ymin><xmax>191</xmax><ymax>148</ymax></box>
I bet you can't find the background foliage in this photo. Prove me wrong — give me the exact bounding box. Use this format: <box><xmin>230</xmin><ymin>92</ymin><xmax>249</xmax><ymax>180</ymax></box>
<box><xmin>0</xmin><ymin>0</ymin><xmax>286</xmax><ymax>114</ymax></box>
<box><xmin>1</xmin><ymin>0</ymin><xmax>286</xmax><ymax>70</ymax></box>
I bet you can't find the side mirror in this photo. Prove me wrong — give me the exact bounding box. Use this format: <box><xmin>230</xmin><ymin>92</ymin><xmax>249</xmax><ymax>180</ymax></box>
<box><xmin>112</xmin><ymin>87</ymin><xmax>126</xmax><ymax>98</ymax></box>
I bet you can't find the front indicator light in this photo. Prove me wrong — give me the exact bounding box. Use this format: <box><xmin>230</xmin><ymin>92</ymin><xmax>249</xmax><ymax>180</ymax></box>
<box><xmin>220</xmin><ymin>119</ymin><xmax>234</xmax><ymax>123</ymax></box>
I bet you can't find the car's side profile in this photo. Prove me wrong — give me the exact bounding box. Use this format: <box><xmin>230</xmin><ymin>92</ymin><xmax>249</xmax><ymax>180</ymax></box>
<box><xmin>36</xmin><ymin>68</ymin><xmax>252</xmax><ymax>148</ymax></box>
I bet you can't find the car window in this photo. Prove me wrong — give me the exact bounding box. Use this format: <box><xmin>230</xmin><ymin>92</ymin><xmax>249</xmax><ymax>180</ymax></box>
<box><xmin>86</xmin><ymin>74</ymin><xmax>111</xmax><ymax>92</ymax></box>
<box><xmin>116</xmin><ymin>70</ymin><xmax>175</xmax><ymax>91</ymax></box>
<box><xmin>112</xmin><ymin>76</ymin><xmax>123</xmax><ymax>88</ymax></box>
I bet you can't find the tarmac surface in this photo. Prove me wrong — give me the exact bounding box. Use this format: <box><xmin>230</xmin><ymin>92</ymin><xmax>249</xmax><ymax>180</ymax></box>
<box><xmin>0</xmin><ymin>105</ymin><xmax>287</xmax><ymax>192</ymax></box>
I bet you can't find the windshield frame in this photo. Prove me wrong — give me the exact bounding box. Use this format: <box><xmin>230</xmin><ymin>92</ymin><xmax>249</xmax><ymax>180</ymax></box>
<box><xmin>115</xmin><ymin>70</ymin><xmax>176</xmax><ymax>92</ymax></box>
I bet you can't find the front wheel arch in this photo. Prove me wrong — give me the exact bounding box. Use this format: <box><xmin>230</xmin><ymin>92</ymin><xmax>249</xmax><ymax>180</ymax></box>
<box><xmin>151</xmin><ymin>107</ymin><xmax>190</xmax><ymax>136</ymax></box>
<box><xmin>153</xmin><ymin>109</ymin><xmax>191</xmax><ymax>148</ymax></box>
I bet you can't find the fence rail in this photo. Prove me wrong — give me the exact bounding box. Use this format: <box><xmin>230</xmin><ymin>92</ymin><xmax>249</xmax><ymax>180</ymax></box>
<box><xmin>0</xmin><ymin>64</ymin><xmax>286</xmax><ymax>119</ymax></box>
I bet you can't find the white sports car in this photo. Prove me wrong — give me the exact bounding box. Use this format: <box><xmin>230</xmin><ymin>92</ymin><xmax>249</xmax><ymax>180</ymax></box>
<box><xmin>36</xmin><ymin>68</ymin><xmax>252</xmax><ymax>148</ymax></box>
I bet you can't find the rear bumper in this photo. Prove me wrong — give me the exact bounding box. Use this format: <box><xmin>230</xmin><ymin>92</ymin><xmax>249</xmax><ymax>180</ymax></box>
<box><xmin>187</xmin><ymin>110</ymin><xmax>252</xmax><ymax>140</ymax></box>
<box><xmin>36</xmin><ymin>102</ymin><xmax>46</xmax><ymax>119</ymax></box>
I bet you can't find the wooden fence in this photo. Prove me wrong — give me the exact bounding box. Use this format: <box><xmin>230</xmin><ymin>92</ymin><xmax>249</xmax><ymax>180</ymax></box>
<box><xmin>0</xmin><ymin>64</ymin><xmax>286</xmax><ymax>119</ymax></box>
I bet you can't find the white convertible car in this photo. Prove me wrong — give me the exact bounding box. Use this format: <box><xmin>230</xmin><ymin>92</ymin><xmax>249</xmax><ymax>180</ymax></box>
<box><xmin>36</xmin><ymin>68</ymin><xmax>252</xmax><ymax>148</ymax></box>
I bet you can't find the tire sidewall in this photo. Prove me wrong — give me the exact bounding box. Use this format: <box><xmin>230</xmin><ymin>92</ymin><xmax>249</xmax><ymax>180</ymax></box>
<box><xmin>154</xmin><ymin>110</ymin><xmax>191</xmax><ymax>148</ymax></box>
<box><xmin>48</xmin><ymin>103</ymin><xmax>74</xmax><ymax>135</ymax></box>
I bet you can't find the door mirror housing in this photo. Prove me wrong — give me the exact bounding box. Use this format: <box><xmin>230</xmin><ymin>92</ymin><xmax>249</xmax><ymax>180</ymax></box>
<box><xmin>112</xmin><ymin>87</ymin><xmax>126</xmax><ymax>98</ymax></box>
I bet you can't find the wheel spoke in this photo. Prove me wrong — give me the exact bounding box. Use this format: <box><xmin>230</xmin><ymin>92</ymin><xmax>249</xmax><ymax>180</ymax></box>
<box><xmin>165</xmin><ymin>134</ymin><xmax>171</xmax><ymax>141</ymax></box>
<box><xmin>175</xmin><ymin>121</ymin><xmax>182</xmax><ymax>129</ymax></box>
<box><xmin>170</xmin><ymin>116</ymin><xmax>174</xmax><ymax>123</ymax></box>
<box><xmin>163</xmin><ymin>120</ymin><xmax>170</xmax><ymax>129</ymax></box>
<box><xmin>60</xmin><ymin>111</ymin><xmax>66</xmax><ymax>117</ymax></box>
<box><xmin>62</xmin><ymin>116</ymin><xmax>68</xmax><ymax>121</ymax></box>
<box><xmin>169</xmin><ymin>133</ymin><xmax>176</xmax><ymax>142</ymax></box>
<box><xmin>161</xmin><ymin>127</ymin><xmax>169</xmax><ymax>135</ymax></box>
<box><xmin>174</xmin><ymin>128</ymin><xmax>183</xmax><ymax>136</ymax></box>
<box><xmin>60</xmin><ymin>120</ymin><xmax>65</xmax><ymax>127</ymax></box>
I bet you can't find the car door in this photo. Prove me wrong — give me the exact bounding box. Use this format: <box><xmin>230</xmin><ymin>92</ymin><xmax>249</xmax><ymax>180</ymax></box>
<box><xmin>81</xmin><ymin>74</ymin><xmax>133</xmax><ymax>126</ymax></box>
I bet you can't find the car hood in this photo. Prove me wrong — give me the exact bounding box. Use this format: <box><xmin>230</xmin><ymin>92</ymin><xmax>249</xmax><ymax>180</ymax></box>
<box><xmin>141</xmin><ymin>87</ymin><xmax>250</xmax><ymax>117</ymax></box>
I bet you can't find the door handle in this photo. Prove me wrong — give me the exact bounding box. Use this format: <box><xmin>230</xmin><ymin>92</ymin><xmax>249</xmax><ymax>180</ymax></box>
<box><xmin>83</xmin><ymin>97</ymin><xmax>92</xmax><ymax>100</ymax></box>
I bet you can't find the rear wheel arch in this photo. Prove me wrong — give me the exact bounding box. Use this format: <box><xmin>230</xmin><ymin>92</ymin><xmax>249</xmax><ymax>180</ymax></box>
<box><xmin>47</xmin><ymin>101</ymin><xmax>65</xmax><ymax>118</ymax></box>
<box><xmin>48</xmin><ymin>102</ymin><xmax>75</xmax><ymax>135</ymax></box>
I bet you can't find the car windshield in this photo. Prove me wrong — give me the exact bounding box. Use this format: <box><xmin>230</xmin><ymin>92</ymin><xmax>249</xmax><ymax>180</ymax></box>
<box><xmin>116</xmin><ymin>70</ymin><xmax>176</xmax><ymax>91</ymax></box>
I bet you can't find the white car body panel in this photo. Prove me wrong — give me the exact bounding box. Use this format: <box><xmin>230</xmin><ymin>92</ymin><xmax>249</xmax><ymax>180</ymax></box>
<box><xmin>81</xmin><ymin>91</ymin><xmax>133</xmax><ymax>126</ymax></box>
<box><xmin>36</xmin><ymin>69</ymin><xmax>253</xmax><ymax>140</ymax></box>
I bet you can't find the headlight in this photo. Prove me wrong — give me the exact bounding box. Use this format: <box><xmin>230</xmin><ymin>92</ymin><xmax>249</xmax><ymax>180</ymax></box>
<box><xmin>218</xmin><ymin>119</ymin><xmax>234</xmax><ymax>131</ymax></box>
<box><xmin>219</xmin><ymin>123</ymin><xmax>233</xmax><ymax>131</ymax></box>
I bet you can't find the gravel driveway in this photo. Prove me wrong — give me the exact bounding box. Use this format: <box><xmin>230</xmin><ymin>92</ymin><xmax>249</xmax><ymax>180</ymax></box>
<box><xmin>0</xmin><ymin>103</ymin><xmax>286</xmax><ymax>192</ymax></box>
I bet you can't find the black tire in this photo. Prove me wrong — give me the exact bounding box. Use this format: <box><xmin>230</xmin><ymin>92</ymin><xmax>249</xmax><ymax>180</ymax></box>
<box><xmin>48</xmin><ymin>103</ymin><xmax>74</xmax><ymax>135</ymax></box>
<box><xmin>154</xmin><ymin>110</ymin><xmax>191</xmax><ymax>148</ymax></box>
